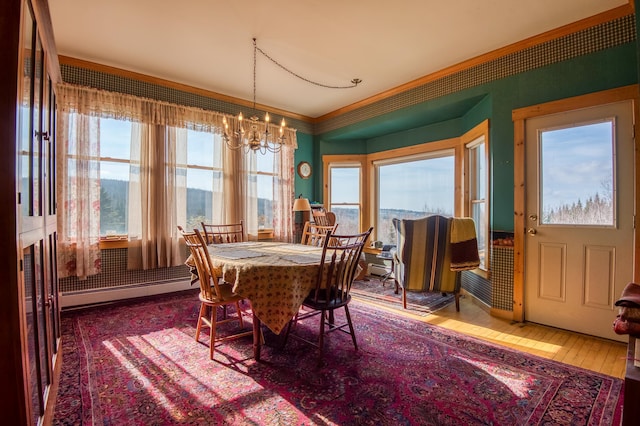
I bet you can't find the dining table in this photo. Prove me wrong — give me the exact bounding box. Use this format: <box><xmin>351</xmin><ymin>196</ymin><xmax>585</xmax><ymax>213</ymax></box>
<box><xmin>202</xmin><ymin>241</ymin><xmax>325</xmax><ymax>361</ymax></box>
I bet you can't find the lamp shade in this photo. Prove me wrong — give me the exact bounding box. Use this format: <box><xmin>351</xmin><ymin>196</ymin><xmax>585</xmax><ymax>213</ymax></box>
<box><xmin>292</xmin><ymin>197</ymin><xmax>311</xmax><ymax>211</ymax></box>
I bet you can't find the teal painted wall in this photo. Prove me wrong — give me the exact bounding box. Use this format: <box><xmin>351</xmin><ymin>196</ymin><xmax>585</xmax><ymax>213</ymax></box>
<box><xmin>306</xmin><ymin>42</ymin><xmax>637</xmax><ymax>232</ymax></box>
<box><xmin>293</xmin><ymin>131</ymin><xmax>313</xmax><ymax>200</ymax></box>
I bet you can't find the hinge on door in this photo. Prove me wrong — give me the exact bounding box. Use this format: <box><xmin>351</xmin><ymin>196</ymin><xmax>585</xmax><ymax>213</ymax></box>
<box><xmin>17</xmin><ymin>192</ymin><xmax>21</xmax><ymax>204</ymax></box>
<box><xmin>19</xmin><ymin>259</ymin><xmax>23</xmax><ymax>272</ymax></box>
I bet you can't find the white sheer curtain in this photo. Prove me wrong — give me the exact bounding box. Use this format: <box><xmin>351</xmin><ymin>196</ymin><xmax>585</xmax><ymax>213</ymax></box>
<box><xmin>273</xmin><ymin>143</ymin><xmax>296</xmax><ymax>242</ymax></box>
<box><xmin>56</xmin><ymin>113</ymin><xmax>101</xmax><ymax>279</ymax></box>
<box><xmin>56</xmin><ymin>83</ymin><xmax>298</xmax><ymax>276</ymax></box>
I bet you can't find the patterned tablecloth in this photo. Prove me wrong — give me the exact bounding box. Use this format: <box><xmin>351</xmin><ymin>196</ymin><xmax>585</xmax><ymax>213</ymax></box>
<box><xmin>204</xmin><ymin>242</ymin><xmax>324</xmax><ymax>334</ymax></box>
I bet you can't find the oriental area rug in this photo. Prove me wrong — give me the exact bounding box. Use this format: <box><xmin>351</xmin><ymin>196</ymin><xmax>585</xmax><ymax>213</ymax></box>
<box><xmin>53</xmin><ymin>291</ymin><xmax>623</xmax><ymax>425</ymax></box>
<box><xmin>350</xmin><ymin>277</ymin><xmax>455</xmax><ymax>315</ymax></box>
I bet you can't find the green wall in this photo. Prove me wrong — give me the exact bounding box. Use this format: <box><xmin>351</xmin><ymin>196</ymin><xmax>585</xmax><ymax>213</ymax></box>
<box><xmin>305</xmin><ymin>42</ymin><xmax>637</xmax><ymax>232</ymax></box>
<box><xmin>293</xmin><ymin>131</ymin><xmax>313</xmax><ymax>199</ymax></box>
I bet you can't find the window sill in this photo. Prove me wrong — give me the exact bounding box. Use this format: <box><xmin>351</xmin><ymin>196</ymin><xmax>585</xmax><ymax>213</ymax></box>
<box><xmin>99</xmin><ymin>238</ymin><xmax>129</xmax><ymax>249</ymax></box>
<box><xmin>363</xmin><ymin>246</ymin><xmax>382</xmax><ymax>255</ymax></box>
<box><xmin>257</xmin><ymin>229</ymin><xmax>274</xmax><ymax>240</ymax></box>
<box><xmin>99</xmin><ymin>229</ymin><xmax>275</xmax><ymax>249</ymax></box>
<box><xmin>469</xmin><ymin>268</ymin><xmax>490</xmax><ymax>280</ymax></box>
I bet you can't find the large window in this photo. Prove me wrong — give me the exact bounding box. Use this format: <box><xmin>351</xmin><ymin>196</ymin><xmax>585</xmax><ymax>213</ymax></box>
<box><xmin>376</xmin><ymin>151</ymin><xmax>455</xmax><ymax>244</ymax></box>
<box><xmin>97</xmin><ymin>118</ymin><xmax>283</xmax><ymax>238</ymax></box>
<box><xmin>324</xmin><ymin>123</ymin><xmax>490</xmax><ymax>275</ymax></box>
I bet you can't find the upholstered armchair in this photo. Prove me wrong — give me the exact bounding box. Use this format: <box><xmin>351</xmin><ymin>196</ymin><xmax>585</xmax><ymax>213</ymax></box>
<box><xmin>392</xmin><ymin>215</ymin><xmax>479</xmax><ymax>312</ymax></box>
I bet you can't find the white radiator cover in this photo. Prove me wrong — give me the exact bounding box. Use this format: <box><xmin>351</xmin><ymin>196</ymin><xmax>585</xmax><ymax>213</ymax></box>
<box><xmin>60</xmin><ymin>279</ymin><xmax>192</xmax><ymax>309</ymax></box>
<box><xmin>368</xmin><ymin>263</ymin><xmax>391</xmax><ymax>276</ymax></box>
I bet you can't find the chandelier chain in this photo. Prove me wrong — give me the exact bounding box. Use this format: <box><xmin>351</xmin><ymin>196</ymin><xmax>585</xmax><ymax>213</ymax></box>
<box><xmin>253</xmin><ymin>38</ymin><xmax>362</xmax><ymax>89</ymax></box>
<box><xmin>253</xmin><ymin>39</ymin><xmax>257</xmax><ymax>111</ymax></box>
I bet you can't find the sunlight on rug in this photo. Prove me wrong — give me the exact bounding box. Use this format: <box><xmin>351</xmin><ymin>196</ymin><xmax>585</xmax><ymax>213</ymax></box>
<box><xmin>53</xmin><ymin>291</ymin><xmax>623</xmax><ymax>425</ymax></box>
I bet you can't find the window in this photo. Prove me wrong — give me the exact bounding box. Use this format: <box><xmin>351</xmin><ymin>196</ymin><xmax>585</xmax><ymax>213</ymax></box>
<box><xmin>184</xmin><ymin>129</ymin><xmax>224</xmax><ymax>231</ymax></box>
<box><xmin>463</xmin><ymin>119</ymin><xmax>490</xmax><ymax>274</ymax></box>
<box><xmin>375</xmin><ymin>151</ymin><xmax>455</xmax><ymax>244</ymax></box>
<box><xmin>256</xmin><ymin>150</ymin><xmax>276</xmax><ymax>229</ymax></box>
<box><xmin>323</xmin><ymin>129</ymin><xmax>490</xmax><ymax>275</ymax></box>
<box><xmin>97</xmin><ymin>119</ymin><xmax>283</xmax><ymax>238</ymax></box>
<box><xmin>466</xmin><ymin>137</ymin><xmax>487</xmax><ymax>270</ymax></box>
<box><xmin>99</xmin><ymin>118</ymin><xmax>132</xmax><ymax>236</ymax></box>
<box><xmin>328</xmin><ymin>164</ymin><xmax>361</xmax><ymax>234</ymax></box>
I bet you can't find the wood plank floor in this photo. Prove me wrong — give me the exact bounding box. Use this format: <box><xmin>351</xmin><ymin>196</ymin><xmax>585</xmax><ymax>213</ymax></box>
<box><xmin>357</xmin><ymin>293</ymin><xmax>628</xmax><ymax>379</ymax></box>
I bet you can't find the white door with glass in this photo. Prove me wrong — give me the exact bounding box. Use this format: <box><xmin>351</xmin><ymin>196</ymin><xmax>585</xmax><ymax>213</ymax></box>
<box><xmin>524</xmin><ymin>100</ymin><xmax>634</xmax><ymax>342</ymax></box>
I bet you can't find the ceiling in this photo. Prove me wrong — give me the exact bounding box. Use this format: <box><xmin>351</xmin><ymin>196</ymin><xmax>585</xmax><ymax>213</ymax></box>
<box><xmin>49</xmin><ymin>0</ymin><xmax>629</xmax><ymax>119</ymax></box>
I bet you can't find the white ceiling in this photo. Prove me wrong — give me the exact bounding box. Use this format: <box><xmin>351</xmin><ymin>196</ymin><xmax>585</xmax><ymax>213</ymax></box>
<box><xmin>49</xmin><ymin>0</ymin><xmax>628</xmax><ymax>119</ymax></box>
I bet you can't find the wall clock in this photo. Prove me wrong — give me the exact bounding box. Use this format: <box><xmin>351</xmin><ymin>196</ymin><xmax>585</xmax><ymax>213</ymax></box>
<box><xmin>297</xmin><ymin>161</ymin><xmax>312</xmax><ymax>179</ymax></box>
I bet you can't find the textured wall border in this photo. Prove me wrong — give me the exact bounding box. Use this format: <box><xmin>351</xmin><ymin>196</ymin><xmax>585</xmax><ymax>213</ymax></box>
<box><xmin>315</xmin><ymin>14</ymin><xmax>636</xmax><ymax>135</ymax></box>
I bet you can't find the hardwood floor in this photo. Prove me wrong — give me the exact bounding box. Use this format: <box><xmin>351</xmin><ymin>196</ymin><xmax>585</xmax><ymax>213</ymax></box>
<box><xmin>357</xmin><ymin>293</ymin><xmax>628</xmax><ymax>379</ymax></box>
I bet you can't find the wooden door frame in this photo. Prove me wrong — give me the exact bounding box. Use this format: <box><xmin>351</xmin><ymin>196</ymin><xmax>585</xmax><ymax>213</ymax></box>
<box><xmin>512</xmin><ymin>85</ymin><xmax>640</xmax><ymax>322</ymax></box>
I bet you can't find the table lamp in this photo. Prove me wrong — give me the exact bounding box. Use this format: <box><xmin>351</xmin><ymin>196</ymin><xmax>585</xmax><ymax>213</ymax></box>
<box><xmin>293</xmin><ymin>197</ymin><xmax>311</xmax><ymax>212</ymax></box>
<box><xmin>293</xmin><ymin>196</ymin><xmax>311</xmax><ymax>242</ymax></box>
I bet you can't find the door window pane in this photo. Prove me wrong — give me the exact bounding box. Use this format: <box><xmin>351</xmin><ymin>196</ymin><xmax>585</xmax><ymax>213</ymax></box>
<box><xmin>540</xmin><ymin>121</ymin><xmax>614</xmax><ymax>225</ymax></box>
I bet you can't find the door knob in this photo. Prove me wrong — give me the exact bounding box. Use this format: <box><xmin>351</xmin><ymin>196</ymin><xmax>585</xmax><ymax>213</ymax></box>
<box><xmin>529</xmin><ymin>214</ymin><xmax>538</xmax><ymax>221</ymax></box>
<box><xmin>527</xmin><ymin>228</ymin><xmax>537</xmax><ymax>235</ymax></box>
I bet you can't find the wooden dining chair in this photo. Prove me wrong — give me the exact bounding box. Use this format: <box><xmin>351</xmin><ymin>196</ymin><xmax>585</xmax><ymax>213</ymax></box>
<box><xmin>201</xmin><ymin>220</ymin><xmax>245</xmax><ymax>244</ymax></box>
<box><xmin>312</xmin><ymin>209</ymin><xmax>338</xmax><ymax>227</ymax></box>
<box><xmin>284</xmin><ymin>227</ymin><xmax>373</xmax><ymax>358</ymax></box>
<box><xmin>181</xmin><ymin>228</ymin><xmax>254</xmax><ymax>359</ymax></box>
<box><xmin>300</xmin><ymin>221</ymin><xmax>338</xmax><ymax>247</ymax></box>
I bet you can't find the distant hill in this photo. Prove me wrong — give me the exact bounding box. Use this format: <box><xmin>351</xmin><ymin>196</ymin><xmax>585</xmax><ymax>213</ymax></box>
<box><xmin>100</xmin><ymin>179</ymin><xmax>274</xmax><ymax>234</ymax></box>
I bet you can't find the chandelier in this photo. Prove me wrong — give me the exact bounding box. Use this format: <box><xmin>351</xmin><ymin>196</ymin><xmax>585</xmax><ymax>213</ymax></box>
<box><xmin>223</xmin><ymin>38</ymin><xmax>362</xmax><ymax>154</ymax></box>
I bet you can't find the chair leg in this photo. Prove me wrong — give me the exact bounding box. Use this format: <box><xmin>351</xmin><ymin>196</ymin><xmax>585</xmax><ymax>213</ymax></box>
<box><xmin>282</xmin><ymin>315</ymin><xmax>295</xmax><ymax>348</ymax></box>
<box><xmin>343</xmin><ymin>305</ymin><xmax>358</xmax><ymax>350</ymax></box>
<box><xmin>318</xmin><ymin>309</ymin><xmax>326</xmax><ymax>357</ymax></box>
<box><xmin>282</xmin><ymin>311</ymin><xmax>300</xmax><ymax>348</ymax></box>
<box><xmin>235</xmin><ymin>301</ymin><xmax>245</xmax><ymax>328</ymax></box>
<box><xmin>327</xmin><ymin>310</ymin><xmax>335</xmax><ymax>328</ymax></box>
<box><xmin>454</xmin><ymin>292</ymin><xmax>460</xmax><ymax>312</ymax></box>
<box><xmin>195</xmin><ymin>302</ymin><xmax>207</xmax><ymax>341</ymax></box>
<box><xmin>402</xmin><ymin>288</ymin><xmax>407</xmax><ymax>309</ymax></box>
<box><xmin>209</xmin><ymin>305</ymin><xmax>218</xmax><ymax>360</ymax></box>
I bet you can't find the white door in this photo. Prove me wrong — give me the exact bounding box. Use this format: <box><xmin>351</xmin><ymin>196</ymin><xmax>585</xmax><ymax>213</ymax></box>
<box><xmin>525</xmin><ymin>100</ymin><xmax>634</xmax><ymax>342</ymax></box>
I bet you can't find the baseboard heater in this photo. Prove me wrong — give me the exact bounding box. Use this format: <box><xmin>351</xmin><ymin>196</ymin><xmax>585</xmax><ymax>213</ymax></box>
<box><xmin>368</xmin><ymin>263</ymin><xmax>391</xmax><ymax>277</ymax></box>
<box><xmin>60</xmin><ymin>278</ymin><xmax>193</xmax><ymax>309</ymax></box>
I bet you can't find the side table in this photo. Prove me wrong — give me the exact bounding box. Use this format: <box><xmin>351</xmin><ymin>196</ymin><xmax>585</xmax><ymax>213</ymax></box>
<box><xmin>376</xmin><ymin>250</ymin><xmax>398</xmax><ymax>293</ymax></box>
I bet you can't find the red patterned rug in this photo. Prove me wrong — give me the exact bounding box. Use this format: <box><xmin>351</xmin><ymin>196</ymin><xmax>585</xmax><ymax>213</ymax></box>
<box><xmin>53</xmin><ymin>290</ymin><xmax>623</xmax><ymax>425</ymax></box>
<box><xmin>351</xmin><ymin>277</ymin><xmax>455</xmax><ymax>315</ymax></box>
